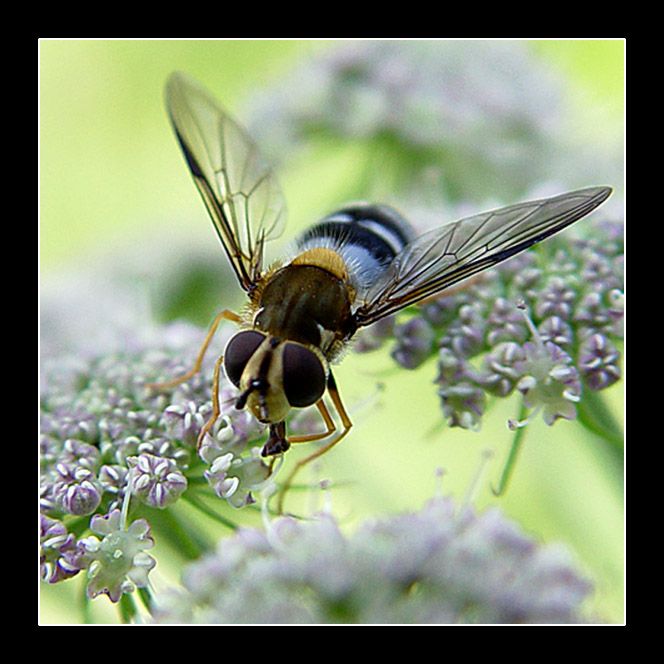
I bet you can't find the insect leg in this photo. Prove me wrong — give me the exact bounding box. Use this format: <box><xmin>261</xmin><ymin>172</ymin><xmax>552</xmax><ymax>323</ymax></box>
<box><xmin>326</xmin><ymin>371</ymin><xmax>354</xmax><ymax>432</ymax></box>
<box><xmin>288</xmin><ymin>400</ymin><xmax>337</xmax><ymax>443</ymax></box>
<box><xmin>196</xmin><ymin>352</ymin><xmax>225</xmax><ymax>449</ymax></box>
<box><xmin>276</xmin><ymin>372</ymin><xmax>353</xmax><ymax>514</ymax></box>
<box><xmin>146</xmin><ymin>309</ymin><xmax>241</xmax><ymax>390</ymax></box>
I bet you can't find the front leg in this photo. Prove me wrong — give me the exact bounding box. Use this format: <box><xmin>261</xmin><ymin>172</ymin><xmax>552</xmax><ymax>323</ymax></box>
<box><xmin>146</xmin><ymin>309</ymin><xmax>241</xmax><ymax>390</ymax></box>
<box><xmin>276</xmin><ymin>371</ymin><xmax>353</xmax><ymax>514</ymax></box>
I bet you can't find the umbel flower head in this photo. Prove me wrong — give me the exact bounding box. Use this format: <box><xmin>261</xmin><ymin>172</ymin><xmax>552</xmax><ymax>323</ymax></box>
<box><xmin>247</xmin><ymin>41</ymin><xmax>621</xmax><ymax>204</ymax></box>
<box><xmin>151</xmin><ymin>496</ymin><xmax>593</xmax><ymax>624</ymax></box>
<box><xmin>40</xmin><ymin>321</ymin><xmax>284</xmax><ymax>605</ymax></box>
<box><xmin>40</xmin><ymin>321</ymin><xmax>271</xmax><ymax>517</ymax></box>
<box><xmin>356</xmin><ymin>214</ymin><xmax>623</xmax><ymax>433</ymax></box>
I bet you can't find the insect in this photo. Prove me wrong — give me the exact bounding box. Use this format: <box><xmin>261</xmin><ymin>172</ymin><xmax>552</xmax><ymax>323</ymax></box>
<box><xmin>155</xmin><ymin>71</ymin><xmax>612</xmax><ymax>510</ymax></box>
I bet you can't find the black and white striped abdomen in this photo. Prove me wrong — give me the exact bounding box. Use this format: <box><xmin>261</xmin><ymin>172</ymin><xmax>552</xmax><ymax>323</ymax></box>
<box><xmin>296</xmin><ymin>204</ymin><xmax>415</xmax><ymax>296</ymax></box>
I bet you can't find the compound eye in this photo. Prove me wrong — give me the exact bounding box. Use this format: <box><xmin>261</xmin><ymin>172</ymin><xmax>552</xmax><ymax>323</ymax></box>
<box><xmin>224</xmin><ymin>331</ymin><xmax>266</xmax><ymax>387</ymax></box>
<box><xmin>282</xmin><ymin>343</ymin><xmax>326</xmax><ymax>407</ymax></box>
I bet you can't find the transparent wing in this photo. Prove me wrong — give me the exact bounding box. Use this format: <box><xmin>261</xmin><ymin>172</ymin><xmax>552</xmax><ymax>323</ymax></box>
<box><xmin>354</xmin><ymin>186</ymin><xmax>612</xmax><ymax>327</ymax></box>
<box><xmin>165</xmin><ymin>72</ymin><xmax>286</xmax><ymax>291</ymax></box>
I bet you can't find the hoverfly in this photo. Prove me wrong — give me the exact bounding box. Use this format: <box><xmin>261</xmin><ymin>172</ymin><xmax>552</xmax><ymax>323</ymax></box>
<box><xmin>155</xmin><ymin>72</ymin><xmax>612</xmax><ymax>508</ymax></box>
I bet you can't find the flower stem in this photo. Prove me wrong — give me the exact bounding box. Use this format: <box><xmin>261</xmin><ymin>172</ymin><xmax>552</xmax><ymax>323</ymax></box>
<box><xmin>137</xmin><ymin>586</ymin><xmax>153</xmax><ymax>614</ymax></box>
<box><xmin>143</xmin><ymin>503</ymin><xmax>211</xmax><ymax>560</ymax></box>
<box><xmin>576</xmin><ymin>390</ymin><xmax>624</xmax><ymax>451</ymax></box>
<box><xmin>118</xmin><ymin>592</ymin><xmax>137</xmax><ymax>623</ymax></box>
<box><xmin>491</xmin><ymin>403</ymin><xmax>529</xmax><ymax>496</ymax></box>
<box><xmin>181</xmin><ymin>492</ymin><xmax>240</xmax><ymax>531</ymax></box>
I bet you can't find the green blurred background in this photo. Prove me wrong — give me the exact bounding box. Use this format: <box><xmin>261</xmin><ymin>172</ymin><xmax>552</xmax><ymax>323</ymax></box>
<box><xmin>40</xmin><ymin>40</ymin><xmax>624</xmax><ymax>623</ymax></box>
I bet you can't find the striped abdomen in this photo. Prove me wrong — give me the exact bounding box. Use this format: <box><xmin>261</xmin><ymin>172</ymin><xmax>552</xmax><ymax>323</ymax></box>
<box><xmin>296</xmin><ymin>204</ymin><xmax>415</xmax><ymax>298</ymax></box>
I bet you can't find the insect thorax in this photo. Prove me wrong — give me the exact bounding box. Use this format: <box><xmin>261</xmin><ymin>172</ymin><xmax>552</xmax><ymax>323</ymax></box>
<box><xmin>253</xmin><ymin>263</ymin><xmax>355</xmax><ymax>359</ymax></box>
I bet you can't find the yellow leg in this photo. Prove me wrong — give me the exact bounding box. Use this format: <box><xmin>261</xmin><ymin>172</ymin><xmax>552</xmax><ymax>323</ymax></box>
<box><xmin>146</xmin><ymin>309</ymin><xmax>240</xmax><ymax>390</ymax></box>
<box><xmin>276</xmin><ymin>372</ymin><xmax>353</xmax><ymax>514</ymax></box>
<box><xmin>288</xmin><ymin>400</ymin><xmax>336</xmax><ymax>443</ymax></box>
<box><xmin>196</xmin><ymin>353</ymin><xmax>226</xmax><ymax>449</ymax></box>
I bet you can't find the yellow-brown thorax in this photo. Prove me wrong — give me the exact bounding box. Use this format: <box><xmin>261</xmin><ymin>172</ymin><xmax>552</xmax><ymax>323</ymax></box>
<box><xmin>232</xmin><ymin>248</ymin><xmax>356</xmax><ymax>426</ymax></box>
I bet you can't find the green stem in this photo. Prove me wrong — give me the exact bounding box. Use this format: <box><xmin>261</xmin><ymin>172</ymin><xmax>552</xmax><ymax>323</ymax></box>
<box><xmin>576</xmin><ymin>390</ymin><xmax>624</xmax><ymax>451</ymax></box>
<box><xmin>118</xmin><ymin>592</ymin><xmax>137</xmax><ymax>623</ymax></box>
<box><xmin>80</xmin><ymin>576</ymin><xmax>93</xmax><ymax>624</ymax></box>
<box><xmin>137</xmin><ymin>586</ymin><xmax>153</xmax><ymax>614</ymax></box>
<box><xmin>576</xmin><ymin>390</ymin><xmax>624</xmax><ymax>493</ymax></box>
<box><xmin>143</xmin><ymin>502</ymin><xmax>212</xmax><ymax>560</ymax></box>
<box><xmin>491</xmin><ymin>404</ymin><xmax>529</xmax><ymax>496</ymax></box>
<box><xmin>182</xmin><ymin>491</ymin><xmax>240</xmax><ymax>531</ymax></box>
